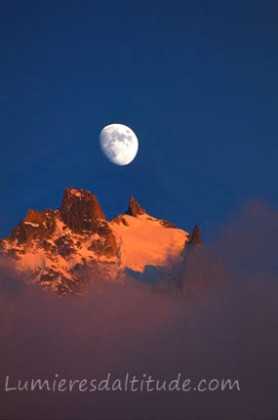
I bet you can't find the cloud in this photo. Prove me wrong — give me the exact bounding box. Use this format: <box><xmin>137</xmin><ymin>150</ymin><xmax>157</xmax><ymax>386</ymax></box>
<box><xmin>0</xmin><ymin>200</ymin><xmax>277</xmax><ymax>420</ymax></box>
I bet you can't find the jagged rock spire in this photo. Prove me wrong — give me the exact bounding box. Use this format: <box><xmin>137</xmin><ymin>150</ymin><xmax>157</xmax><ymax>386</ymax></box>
<box><xmin>9</xmin><ymin>208</ymin><xmax>56</xmax><ymax>244</ymax></box>
<box><xmin>125</xmin><ymin>196</ymin><xmax>146</xmax><ymax>217</ymax></box>
<box><xmin>189</xmin><ymin>225</ymin><xmax>202</xmax><ymax>246</ymax></box>
<box><xmin>60</xmin><ymin>188</ymin><xmax>105</xmax><ymax>233</ymax></box>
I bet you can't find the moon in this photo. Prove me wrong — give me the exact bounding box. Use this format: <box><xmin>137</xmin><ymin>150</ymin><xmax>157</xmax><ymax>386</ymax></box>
<box><xmin>99</xmin><ymin>123</ymin><xmax>139</xmax><ymax>166</ymax></box>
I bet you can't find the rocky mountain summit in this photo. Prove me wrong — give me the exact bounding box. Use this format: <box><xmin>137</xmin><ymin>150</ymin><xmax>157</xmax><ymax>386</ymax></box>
<box><xmin>126</xmin><ymin>195</ymin><xmax>146</xmax><ymax>216</ymax></box>
<box><xmin>0</xmin><ymin>188</ymin><xmax>202</xmax><ymax>295</ymax></box>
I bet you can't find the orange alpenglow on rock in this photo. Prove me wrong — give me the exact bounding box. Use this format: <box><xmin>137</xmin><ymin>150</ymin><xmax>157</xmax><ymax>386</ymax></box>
<box><xmin>60</xmin><ymin>188</ymin><xmax>106</xmax><ymax>233</ymax></box>
<box><xmin>0</xmin><ymin>187</ymin><xmax>202</xmax><ymax>295</ymax></box>
<box><xmin>125</xmin><ymin>196</ymin><xmax>146</xmax><ymax>217</ymax></box>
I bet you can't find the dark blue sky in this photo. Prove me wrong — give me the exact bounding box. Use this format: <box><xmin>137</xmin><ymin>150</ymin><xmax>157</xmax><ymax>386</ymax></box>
<box><xmin>0</xmin><ymin>0</ymin><xmax>277</xmax><ymax>239</ymax></box>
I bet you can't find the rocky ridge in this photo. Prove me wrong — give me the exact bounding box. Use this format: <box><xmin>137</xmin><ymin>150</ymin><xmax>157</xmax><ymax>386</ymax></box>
<box><xmin>0</xmin><ymin>188</ymin><xmax>201</xmax><ymax>295</ymax></box>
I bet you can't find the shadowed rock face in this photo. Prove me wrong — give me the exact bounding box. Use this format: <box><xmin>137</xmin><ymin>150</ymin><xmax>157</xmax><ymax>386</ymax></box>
<box><xmin>126</xmin><ymin>196</ymin><xmax>146</xmax><ymax>217</ymax></box>
<box><xmin>60</xmin><ymin>188</ymin><xmax>106</xmax><ymax>233</ymax></box>
<box><xmin>189</xmin><ymin>225</ymin><xmax>202</xmax><ymax>246</ymax></box>
<box><xmin>111</xmin><ymin>215</ymin><xmax>129</xmax><ymax>226</ymax></box>
<box><xmin>9</xmin><ymin>209</ymin><xmax>56</xmax><ymax>244</ymax></box>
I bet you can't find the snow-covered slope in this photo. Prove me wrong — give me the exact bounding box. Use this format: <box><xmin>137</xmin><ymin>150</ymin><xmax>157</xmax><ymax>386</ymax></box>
<box><xmin>0</xmin><ymin>188</ymin><xmax>193</xmax><ymax>294</ymax></box>
<box><xmin>111</xmin><ymin>213</ymin><xmax>188</xmax><ymax>272</ymax></box>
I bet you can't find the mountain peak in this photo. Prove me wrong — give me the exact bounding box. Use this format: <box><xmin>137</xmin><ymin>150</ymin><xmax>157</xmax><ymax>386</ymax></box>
<box><xmin>60</xmin><ymin>187</ymin><xmax>106</xmax><ymax>233</ymax></box>
<box><xmin>61</xmin><ymin>187</ymin><xmax>101</xmax><ymax>203</ymax></box>
<box><xmin>8</xmin><ymin>208</ymin><xmax>56</xmax><ymax>244</ymax></box>
<box><xmin>0</xmin><ymin>187</ymin><xmax>192</xmax><ymax>295</ymax></box>
<box><xmin>189</xmin><ymin>225</ymin><xmax>202</xmax><ymax>245</ymax></box>
<box><xmin>126</xmin><ymin>196</ymin><xmax>146</xmax><ymax>217</ymax></box>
